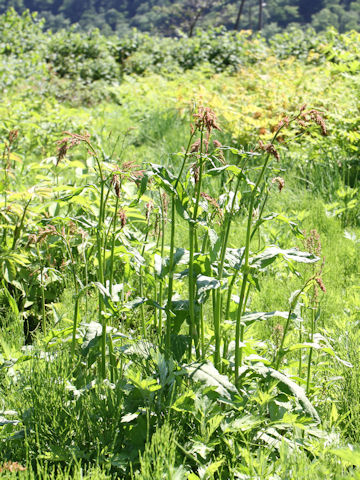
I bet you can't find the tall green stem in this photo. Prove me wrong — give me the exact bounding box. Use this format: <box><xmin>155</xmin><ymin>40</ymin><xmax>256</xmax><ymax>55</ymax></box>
<box><xmin>93</xmin><ymin>153</ymin><xmax>106</xmax><ymax>379</ymax></box>
<box><xmin>274</xmin><ymin>278</ymin><xmax>313</xmax><ymax>370</ymax></box>
<box><xmin>12</xmin><ymin>197</ymin><xmax>32</xmax><ymax>250</ymax></box>
<box><xmin>188</xmin><ymin>130</ymin><xmax>204</xmax><ymax>360</ymax></box>
<box><xmin>109</xmin><ymin>195</ymin><xmax>119</xmax><ymax>295</ymax></box>
<box><xmin>158</xmin><ymin>192</ymin><xmax>166</xmax><ymax>334</ymax></box>
<box><xmin>214</xmin><ymin>173</ymin><xmax>242</xmax><ymax>370</ymax></box>
<box><xmin>165</xmin><ymin>132</ymin><xmax>195</xmax><ymax>358</ymax></box>
<box><xmin>306</xmin><ymin>307</ymin><xmax>316</xmax><ymax>394</ymax></box>
<box><xmin>139</xmin><ymin>224</ymin><xmax>150</xmax><ymax>337</ymax></box>
<box><xmin>234</xmin><ymin>154</ymin><xmax>271</xmax><ymax>384</ymax></box>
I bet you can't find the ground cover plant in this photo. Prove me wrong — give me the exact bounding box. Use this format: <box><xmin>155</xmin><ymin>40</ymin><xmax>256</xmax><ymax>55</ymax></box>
<box><xmin>1</xmin><ymin>9</ymin><xmax>360</xmax><ymax>480</ymax></box>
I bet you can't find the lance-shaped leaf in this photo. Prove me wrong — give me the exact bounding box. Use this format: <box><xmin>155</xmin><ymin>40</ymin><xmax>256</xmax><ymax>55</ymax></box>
<box><xmin>239</xmin><ymin>364</ymin><xmax>320</xmax><ymax>422</ymax></box>
<box><xmin>1</xmin><ymin>280</ymin><xmax>19</xmax><ymax>317</ymax></box>
<box><xmin>196</xmin><ymin>275</ymin><xmax>220</xmax><ymax>304</ymax></box>
<box><xmin>123</xmin><ymin>297</ymin><xmax>163</xmax><ymax>311</ymax></box>
<box><xmin>251</xmin><ymin>212</ymin><xmax>304</xmax><ymax>240</ymax></box>
<box><xmin>129</xmin><ymin>171</ymin><xmax>152</xmax><ymax>206</ymax></box>
<box><xmin>157</xmin><ymin>248</ymin><xmax>190</xmax><ymax>278</ymax></box>
<box><xmin>224</xmin><ymin>247</ymin><xmax>245</xmax><ymax>270</ymax></box>
<box><xmin>207</xmin><ymin>164</ymin><xmax>245</xmax><ymax>177</ymax></box>
<box><xmin>240</xmin><ymin>310</ymin><xmax>297</xmax><ymax>327</ymax></box>
<box><xmin>250</xmin><ymin>246</ymin><xmax>319</xmax><ymax>270</ymax></box>
<box><xmin>330</xmin><ymin>448</ymin><xmax>360</xmax><ymax>466</ymax></box>
<box><xmin>150</xmin><ymin>164</ymin><xmax>178</xmax><ymax>194</ymax></box>
<box><xmin>185</xmin><ymin>362</ymin><xmax>237</xmax><ymax>399</ymax></box>
<box><xmin>167</xmin><ymin>299</ymin><xmax>199</xmax><ymax>334</ymax></box>
<box><xmin>58</xmin><ymin>183</ymin><xmax>98</xmax><ymax>201</ymax></box>
<box><xmin>81</xmin><ymin>321</ymin><xmax>128</xmax><ymax>355</ymax></box>
<box><xmin>208</xmin><ymin>228</ymin><xmax>222</xmax><ymax>263</ymax></box>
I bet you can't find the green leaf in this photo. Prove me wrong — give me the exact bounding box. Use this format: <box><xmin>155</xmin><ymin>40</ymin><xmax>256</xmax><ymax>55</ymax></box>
<box><xmin>240</xmin><ymin>365</ymin><xmax>320</xmax><ymax>422</ymax></box>
<box><xmin>224</xmin><ymin>247</ymin><xmax>245</xmax><ymax>270</ymax></box>
<box><xmin>171</xmin><ymin>391</ymin><xmax>195</xmax><ymax>413</ymax></box>
<box><xmin>250</xmin><ymin>246</ymin><xmax>319</xmax><ymax>270</ymax></box>
<box><xmin>187</xmin><ymin>474</ymin><xmax>200</xmax><ymax>480</ymax></box>
<box><xmin>205</xmin><ymin>459</ymin><xmax>225</xmax><ymax>476</ymax></box>
<box><xmin>150</xmin><ymin>163</ymin><xmax>177</xmax><ymax>195</ymax></box>
<box><xmin>222</xmin><ymin>415</ymin><xmax>261</xmax><ymax>433</ymax></box>
<box><xmin>251</xmin><ymin>212</ymin><xmax>304</xmax><ymax>239</ymax></box>
<box><xmin>196</xmin><ymin>275</ymin><xmax>220</xmax><ymax>304</ymax></box>
<box><xmin>240</xmin><ymin>310</ymin><xmax>295</xmax><ymax>327</ymax></box>
<box><xmin>3</xmin><ymin>259</ymin><xmax>16</xmax><ymax>283</ymax></box>
<box><xmin>185</xmin><ymin>362</ymin><xmax>237</xmax><ymax>399</ymax></box>
<box><xmin>207</xmin><ymin>164</ymin><xmax>245</xmax><ymax>177</ymax></box>
<box><xmin>330</xmin><ymin>448</ymin><xmax>360</xmax><ymax>466</ymax></box>
<box><xmin>1</xmin><ymin>280</ymin><xmax>19</xmax><ymax>317</ymax></box>
<box><xmin>58</xmin><ymin>183</ymin><xmax>97</xmax><ymax>201</ymax></box>
<box><xmin>171</xmin><ymin>334</ymin><xmax>189</xmax><ymax>362</ymax></box>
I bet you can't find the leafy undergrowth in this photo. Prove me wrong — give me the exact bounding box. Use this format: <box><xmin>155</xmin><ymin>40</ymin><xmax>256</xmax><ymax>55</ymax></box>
<box><xmin>1</xmin><ymin>12</ymin><xmax>360</xmax><ymax>480</ymax></box>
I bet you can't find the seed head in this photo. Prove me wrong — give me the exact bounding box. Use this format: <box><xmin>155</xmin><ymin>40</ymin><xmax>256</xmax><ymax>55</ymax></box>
<box><xmin>154</xmin><ymin>213</ymin><xmax>160</xmax><ymax>237</ymax></box>
<box><xmin>118</xmin><ymin>209</ymin><xmax>127</xmax><ymax>229</ymax></box>
<box><xmin>193</xmin><ymin>106</ymin><xmax>221</xmax><ymax>135</ymax></box>
<box><xmin>191</xmin><ymin>162</ymin><xmax>200</xmax><ymax>184</ymax></box>
<box><xmin>303</xmin><ymin>229</ymin><xmax>321</xmax><ymax>256</ymax></box>
<box><xmin>8</xmin><ymin>129</ymin><xmax>19</xmax><ymax>145</ymax></box>
<box><xmin>201</xmin><ymin>192</ymin><xmax>223</xmax><ymax>219</ymax></box>
<box><xmin>213</xmin><ymin>139</ymin><xmax>226</xmax><ymax>164</ymax></box>
<box><xmin>27</xmin><ymin>233</ymin><xmax>38</xmax><ymax>245</ymax></box>
<box><xmin>272</xmin><ymin>323</ymin><xmax>284</xmax><ymax>348</ymax></box>
<box><xmin>161</xmin><ymin>192</ymin><xmax>169</xmax><ymax>217</ymax></box>
<box><xmin>272</xmin><ymin>176</ymin><xmax>285</xmax><ymax>192</ymax></box>
<box><xmin>315</xmin><ymin>276</ymin><xmax>326</xmax><ymax>294</ymax></box>
<box><xmin>259</xmin><ymin>140</ymin><xmax>280</xmax><ymax>161</ymax></box>
<box><xmin>56</xmin><ymin>131</ymin><xmax>90</xmax><ymax>166</ymax></box>
<box><xmin>145</xmin><ymin>201</ymin><xmax>154</xmax><ymax>221</ymax></box>
<box><xmin>38</xmin><ymin>225</ymin><xmax>57</xmax><ymax>243</ymax></box>
<box><xmin>297</xmin><ymin>119</ymin><xmax>307</xmax><ymax>128</ymax></box>
<box><xmin>111</xmin><ymin>174</ymin><xmax>121</xmax><ymax>198</ymax></box>
<box><xmin>275</xmin><ymin>116</ymin><xmax>290</xmax><ymax>132</ymax></box>
<box><xmin>56</xmin><ymin>141</ymin><xmax>68</xmax><ymax>165</ymax></box>
<box><xmin>0</xmin><ymin>462</ymin><xmax>26</xmax><ymax>473</ymax></box>
<box><xmin>190</xmin><ymin>139</ymin><xmax>201</xmax><ymax>153</ymax></box>
<box><xmin>308</xmin><ymin>109</ymin><xmax>327</xmax><ymax>136</ymax></box>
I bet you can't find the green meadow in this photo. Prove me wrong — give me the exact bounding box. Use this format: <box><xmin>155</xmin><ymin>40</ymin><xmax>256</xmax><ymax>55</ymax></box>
<box><xmin>1</xmin><ymin>9</ymin><xmax>360</xmax><ymax>479</ymax></box>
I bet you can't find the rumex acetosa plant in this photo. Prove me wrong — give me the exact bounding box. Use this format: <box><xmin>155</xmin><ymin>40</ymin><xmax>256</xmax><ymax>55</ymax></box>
<box><xmin>148</xmin><ymin>104</ymin><xmax>328</xmax><ymax>383</ymax></box>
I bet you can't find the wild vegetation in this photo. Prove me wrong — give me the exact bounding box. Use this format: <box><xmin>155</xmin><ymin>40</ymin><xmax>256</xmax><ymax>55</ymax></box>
<box><xmin>1</xmin><ymin>0</ymin><xmax>360</xmax><ymax>35</ymax></box>
<box><xmin>0</xmin><ymin>8</ymin><xmax>360</xmax><ymax>480</ymax></box>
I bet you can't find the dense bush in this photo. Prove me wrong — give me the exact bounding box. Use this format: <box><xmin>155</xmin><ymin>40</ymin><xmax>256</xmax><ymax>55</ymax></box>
<box><xmin>2</xmin><ymin>8</ymin><xmax>360</xmax><ymax>85</ymax></box>
<box><xmin>46</xmin><ymin>28</ymin><xmax>120</xmax><ymax>81</ymax></box>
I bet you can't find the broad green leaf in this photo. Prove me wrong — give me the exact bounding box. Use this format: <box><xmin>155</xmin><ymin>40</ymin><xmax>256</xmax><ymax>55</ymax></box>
<box><xmin>171</xmin><ymin>391</ymin><xmax>195</xmax><ymax>413</ymax></box>
<box><xmin>330</xmin><ymin>448</ymin><xmax>360</xmax><ymax>466</ymax></box>
<box><xmin>239</xmin><ymin>365</ymin><xmax>320</xmax><ymax>422</ymax></box>
<box><xmin>205</xmin><ymin>459</ymin><xmax>225</xmax><ymax>476</ymax></box>
<box><xmin>196</xmin><ymin>275</ymin><xmax>220</xmax><ymax>304</ymax></box>
<box><xmin>240</xmin><ymin>310</ymin><xmax>295</xmax><ymax>327</ymax></box>
<box><xmin>189</xmin><ymin>441</ymin><xmax>214</xmax><ymax>460</ymax></box>
<box><xmin>1</xmin><ymin>280</ymin><xmax>19</xmax><ymax>317</ymax></box>
<box><xmin>222</xmin><ymin>415</ymin><xmax>261</xmax><ymax>433</ymax></box>
<box><xmin>251</xmin><ymin>212</ymin><xmax>303</xmax><ymax>239</ymax></box>
<box><xmin>224</xmin><ymin>247</ymin><xmax>245</xmax><ymax>270</ymax></box>
<box><xmin>250</xmin><ymin>246</ymin><xmax>319</xmax><ymax>270</ymax></box>
<box><xmin>207</xmin><ymin>164</ymin><xmax>245</xmax><ymax>177</ymax></box>
<box><xmin>185</xmin><ymin>362</ymin><xmax>237</xmax><ymax>399</ymax></box>
<box><xmin>187</xmin><ymin>474</ymin><xmax>200</xmax><ymax>480</ymax></box>
<box><xmin>58</xmin><ymin>183</ymin><xmax>97</xmax><ymax>201</ymax></box>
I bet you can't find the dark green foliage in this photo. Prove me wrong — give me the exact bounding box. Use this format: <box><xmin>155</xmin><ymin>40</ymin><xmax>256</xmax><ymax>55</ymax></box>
<box><xmin>1</xmin><ymin>0</ymin><xmax>360</xmax><ymax>35</ymax></box>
